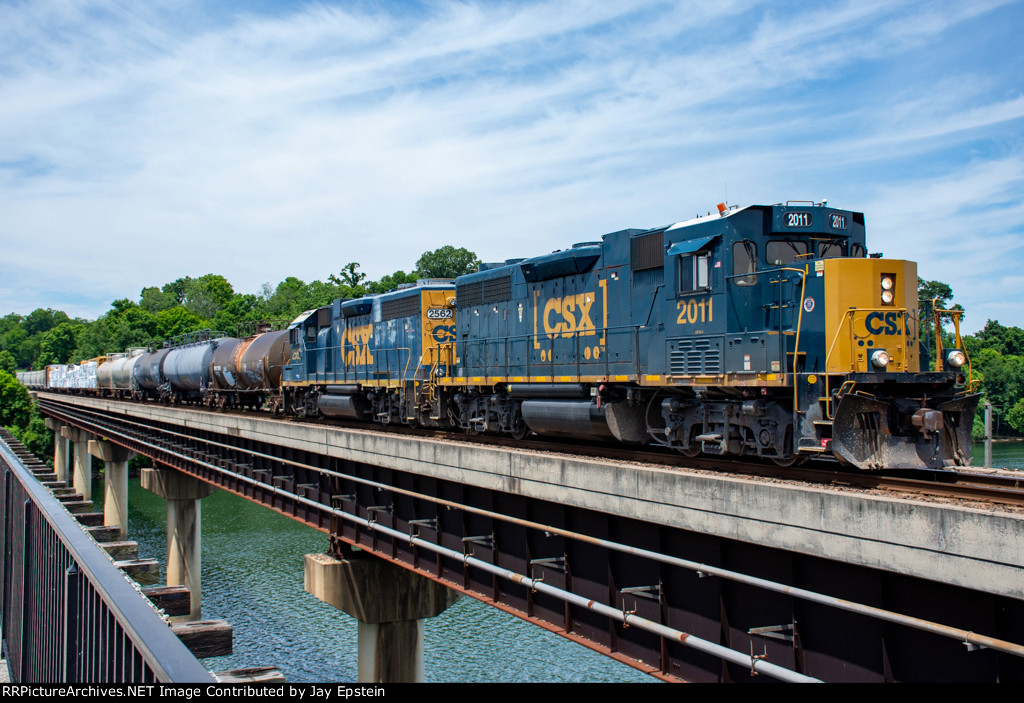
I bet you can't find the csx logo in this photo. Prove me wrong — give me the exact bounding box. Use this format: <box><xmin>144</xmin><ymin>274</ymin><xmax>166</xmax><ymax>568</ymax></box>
<box><xmin>342</xmin><ymin>323</ymin><xmax>374</xmax><ymax>366</ymax></box>
<box><xmin>541</xmin><ymin>292</ymin><xmax>597</xmax><ymax>339</ymax></box>
<box><xmin>432</xmin><ymin>325</ymin><xmax>456</xmax><ymax>343</ymax></box>
<box><xmin>864</xmin><ymin>311</ymin><xmax>904</xmax><ymax>336</ymax></box>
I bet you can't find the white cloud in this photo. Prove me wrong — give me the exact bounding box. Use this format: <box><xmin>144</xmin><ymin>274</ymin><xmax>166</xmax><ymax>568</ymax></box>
<box><xmin>0</xmin><ymin>0</ymin><xmax>1022</xmax><ymax>332</ymax></box>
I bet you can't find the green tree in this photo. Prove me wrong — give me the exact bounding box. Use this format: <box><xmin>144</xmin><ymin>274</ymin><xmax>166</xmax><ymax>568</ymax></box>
<box><xmin>37</xmin><ymin>322</ymin><xmax>79</xmax><ymax>366</ymax></box>
<box><xmin>0</xmin><ymin>350</ymin><xmax>15</xmax><ymax>374</ymax></box>
<box><xmin>156</xmin><ymin>307</ymin><xmax>208</xmax><ymax>339</ymax></box>
<box><xmin>22</xmin><ymin>307</ymin><xmax>70</xmax><ymax>336</ymax></box>
<box><xmin>0</xmin><ymin>370</ymin><xmax>33</xmax><ymax>429</ymax></box>
<box><xmin>416</xmin><ymin>246</ymin><xmax>480</xmax><ymax>279</ymax></box>
<box><xmin>367</xmin><ymin>270</ymin><xmax>419</xmax><ymax>294</ymax></box>
<box><xmin>266</xmin><ymin>277</ymin><xmax>312</xmax><ymax>318</ymax></box>
<box><xmin>139</xmin><ymin>286</ymin><xmax>178</xmax><ymax>313</ymax></box>
<box><xmin>184</xmin><ymin>274</ymin><xmax>235</xmax><ymax>319</ymax></box>
<box><xmin>162</xmin><ymin>277</ymin><xmax>193</xmax><ymax>305</ymax></box>
<box><xmin>330</xmin><ymin>263</ymin><xmax>366</xmax><ymax>288</ymax></box>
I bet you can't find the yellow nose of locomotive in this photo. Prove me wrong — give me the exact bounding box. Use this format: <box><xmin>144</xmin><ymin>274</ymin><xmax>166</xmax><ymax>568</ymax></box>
<box><xmin>823</xmin><ymin>258</ymin><xmax>920</xmax><ymax>374</ymax></box>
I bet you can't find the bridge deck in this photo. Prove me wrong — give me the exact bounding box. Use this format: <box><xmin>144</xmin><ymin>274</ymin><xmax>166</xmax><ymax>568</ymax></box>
<box><xmin>34</xmin><ymin>391</ymin><xmax>1024</xmax><ymax>682</ymax></box>
<box><xmin>41</xmin><ymin>391</ymin><xmax>1023</xmax><ymax>600</ymax></box>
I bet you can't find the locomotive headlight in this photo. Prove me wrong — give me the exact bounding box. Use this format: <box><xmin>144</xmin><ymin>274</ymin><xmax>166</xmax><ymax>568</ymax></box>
<box><xmin>881</xmin><ymin>289</ymin><xmax>894</xmax><ymax>304</ymax></box>
<box><xmin>870</xmin><ymin>349</ymin><xmax>890</xmax><ymax>368</ymax></box>
<box><xmin>946</xmin><ymin>349</ymin><xmax>967</xmax><ymax>368</ymax></box>
<box><xmin>880</xmin><ymin>276</ymin><xmax>894</xmax><ymax>290</ymax></box>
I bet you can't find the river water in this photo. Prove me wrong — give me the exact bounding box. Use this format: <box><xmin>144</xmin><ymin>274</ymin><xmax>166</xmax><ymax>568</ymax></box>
<box><xmin>98</xmin><ymin>478</ymin><xmax>653</xmax><ymax>683</ymax></box>
<box><xmin>970</xmin><ymin>440</ymin><xmax>1024</xmax><ymax>470</ymax></box>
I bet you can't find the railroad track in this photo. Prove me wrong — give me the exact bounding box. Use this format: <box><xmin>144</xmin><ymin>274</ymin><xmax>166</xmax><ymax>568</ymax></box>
<box><xmin>37</xmin><ymin>392</ymin><xmax>1024</xmax><ymax>509</ymax></box>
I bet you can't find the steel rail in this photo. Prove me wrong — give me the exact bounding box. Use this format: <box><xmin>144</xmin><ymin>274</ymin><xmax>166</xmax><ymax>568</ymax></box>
<box><xmin>37</xmin><ymin>397</ymin><xmax>1024</xmax><ymax>661</ymax></box>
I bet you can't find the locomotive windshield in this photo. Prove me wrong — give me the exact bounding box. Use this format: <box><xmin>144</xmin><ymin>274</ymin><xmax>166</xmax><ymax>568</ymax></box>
<box><xmin>816</xmin><ymin>239</ymin><xmax>844</xmax><ymax>259</ymax></box>
<box><xmin>766</xmin><ymin>240</ymin><xmax>808</xmax><ymax>266</ymax></box>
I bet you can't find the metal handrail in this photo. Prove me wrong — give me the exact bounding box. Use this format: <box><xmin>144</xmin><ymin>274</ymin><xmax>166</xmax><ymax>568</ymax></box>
<box><xmin>0</xmin><ymin>433</ymin><xmax>213</xmax><ymax>683</ymax></box>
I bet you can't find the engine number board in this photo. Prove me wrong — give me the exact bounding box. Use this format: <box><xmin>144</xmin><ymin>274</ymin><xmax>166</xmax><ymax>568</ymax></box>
<box><xmin>784</xmin><ymin>211</ymin><xmax>813</xmax><ymax>228</ymax></box>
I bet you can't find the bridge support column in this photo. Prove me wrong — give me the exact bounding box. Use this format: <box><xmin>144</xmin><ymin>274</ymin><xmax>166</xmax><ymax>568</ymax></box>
<box><xmin>88</xmin><ymin>440</ymin><xmax>136</xmax><ymax>538</ymax></box>
<box><xmin>44</xmin><ymin>418</ymin><xmax>70</xmax><ymax>483</ymax></box>
<box><xmin>141</xmin><ymin>465</ymin><xmax>217</xmax><ymax>621</ymax></box>
<box><xmin>304</xmin><ymin>551</ymin><xmax>459</xmax><ymax>683</ymax></box>
<box><xmin>61</xmin><ymin>426</ymin><xmax>93</xmax><ymax>500</ymax></box>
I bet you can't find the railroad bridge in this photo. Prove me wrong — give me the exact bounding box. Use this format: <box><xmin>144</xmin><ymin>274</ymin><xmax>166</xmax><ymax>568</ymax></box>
<box><xmin>5</xmin><ymin>390</ymin><xmax>1024</xmax><ymax>683</ymax></box>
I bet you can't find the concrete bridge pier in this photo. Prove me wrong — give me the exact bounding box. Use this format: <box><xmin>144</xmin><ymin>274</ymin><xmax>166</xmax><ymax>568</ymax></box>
<box><xmin>88</xmin><ymin>439</ymin><xmax>136</xmax><ymax>538</ymax></box>
<box><xmin>304</xmin><ymin>551</ymin><xmax>459</xmax><ymax>683</ymax></box>
<box><xmin>141</xmin><ymin>465</ymin><xmax>217</xmax><ymax>621</ymax></box>
<box><xmin>61</xmin><ymin>426</ymin><xmax>93</xmax><ymax>500</ymax></box>
<box><xmin>44</xmin><ymin>418</ymin><xmax>70</xmax><ymax>483</ymax></box>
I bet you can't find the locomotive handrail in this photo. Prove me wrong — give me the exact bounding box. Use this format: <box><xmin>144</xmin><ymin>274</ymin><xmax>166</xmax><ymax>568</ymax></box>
<box><xmin>464</xmin><ymin>324</ymin><xmax>641</xmax><ymax>382</ymax></box>
<box><xmin>773</xmin><ymin>267</ymin><xmax>809</xmax><ymax>419</ymax></box>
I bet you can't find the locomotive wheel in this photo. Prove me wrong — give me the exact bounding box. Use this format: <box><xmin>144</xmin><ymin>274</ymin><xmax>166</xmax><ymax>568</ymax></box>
<box><xmin>512</xmin><ymin>419</ymin><xmax>529</xmax><ymax>440</ymax></box>
<box><xmin>680</xmin><ymin>444</ymin><xmax>701</xmax><ymax>458</ymax></box>
<box><xmin>771</xmin><ymin>454</ymin><xmax>803</xmax><ymax>467</ymax></box>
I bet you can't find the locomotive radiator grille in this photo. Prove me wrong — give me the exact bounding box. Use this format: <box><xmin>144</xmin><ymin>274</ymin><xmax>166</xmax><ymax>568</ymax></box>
<box><xmin>668</xmin><ymin>337</ymin><xmax>723</xmax><ymax>375</ymax></box>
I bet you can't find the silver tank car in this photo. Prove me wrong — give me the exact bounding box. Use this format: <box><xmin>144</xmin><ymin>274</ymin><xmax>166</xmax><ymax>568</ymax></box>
<box><xmin>113</xmin><ymin>348</ymin><xmax>147</xmax><ymax>393</ymax></box>
<box><xmin>162</xmin><ymin>331</ymin><xmax>231</xmax><ymax>401</ymax></box>
<box><xmin>96</xmin><ymin>353</ymin><xmax>124</xmax><ymax>392</ymax></box>
<box><xmin>134</xmin><ymin>347</ymin><xmax>171</xmax><ymax>396</ymax></box>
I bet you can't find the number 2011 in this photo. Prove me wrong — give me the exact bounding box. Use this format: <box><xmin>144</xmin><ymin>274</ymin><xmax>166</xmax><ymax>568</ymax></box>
<box><xmin>677</xmin><ymin>298</ymin><xmax>713</xmax><ymax>325</ymax></box>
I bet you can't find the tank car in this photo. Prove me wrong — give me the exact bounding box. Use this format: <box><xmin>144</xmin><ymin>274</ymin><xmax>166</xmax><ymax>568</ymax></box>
<box><xmin>162</xmin><ymin>330</ymin><xmax>233</xmax><ymax>404</ymax></box>
<box><xmin>207</xmin><ymin>323</ymin><xmax>290</xmax><ymax>410</ymax></box>
<box><xmin>97</xmin><ymin>348</ymin><xmax>147</xmax><ymax>398</ymax></box>
<box><xmin>134</xmin><ymin>347</ymin><xmax>170</xmax><ymax>400</ymax></box>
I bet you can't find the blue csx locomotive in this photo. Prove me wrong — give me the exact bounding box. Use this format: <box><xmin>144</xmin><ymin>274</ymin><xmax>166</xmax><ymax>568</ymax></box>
<box><xmin>282</xmin><ymin>201</ymin><xmax>979</xmax><ymax>470</ymax></box>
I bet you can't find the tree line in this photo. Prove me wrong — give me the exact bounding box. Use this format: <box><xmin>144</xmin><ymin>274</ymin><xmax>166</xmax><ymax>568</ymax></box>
<box><xmin>2</xmin><ymin>265</ymin><xmax>1023</xmax><ymax>458</ymax></box>
<box><xmin>0</xmin><ymin>245</ymin><xmax>479</xmax><ymax>462</ymax></box>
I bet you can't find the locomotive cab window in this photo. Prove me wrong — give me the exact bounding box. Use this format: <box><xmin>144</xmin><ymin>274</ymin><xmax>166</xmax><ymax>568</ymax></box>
<box><xmin>766</xmin><ymin>240</ymin><xmax>808</xmax><ymax>266</ymax></box>
<box><xmin>678</xmin><ymin>252</ymin><xmax>711</xmax><ymax>293</ymax></box>
<box><xmin>732</xmin><ymin>240</ymin><xmax>757</xmax><ymax>286</ymax></box>
<box><xmin>850</xmin><ymin>242</ymin><xmax>866</xmax><ymax>258</ymax></box>
<box><xmin>817</xmin><ymin>240</ymin><xmax>844</xmax><ymax>259</ymax></box>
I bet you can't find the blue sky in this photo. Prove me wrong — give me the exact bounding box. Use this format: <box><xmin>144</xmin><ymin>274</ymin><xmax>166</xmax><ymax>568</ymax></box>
<box><xmin>1</xmin><ymin>0</ymin><xmax>1022</xmax><ymax>332</ymax></box>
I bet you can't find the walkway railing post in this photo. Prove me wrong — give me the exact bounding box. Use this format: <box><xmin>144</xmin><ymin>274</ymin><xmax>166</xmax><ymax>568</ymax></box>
<box><xmin>63</xmin><ymin>564</ymin><xmax>81</xmax><ymax>683</ymax></box>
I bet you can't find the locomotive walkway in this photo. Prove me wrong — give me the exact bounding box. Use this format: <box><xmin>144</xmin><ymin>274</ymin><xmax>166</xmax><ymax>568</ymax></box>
<box><xmin>15</xmin><ymin>391</ymin><xmax>1024</xmax><ymax>682</ymax></box>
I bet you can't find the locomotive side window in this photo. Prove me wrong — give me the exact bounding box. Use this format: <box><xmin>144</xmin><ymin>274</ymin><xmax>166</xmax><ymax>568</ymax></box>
<box><xmin>850</xmin><ymin>243</ymin><xmax>866</xmax><ymax>258</ymax></box>
<box><xmin>766</xmin><ymin>240</ymin><xmax>808</xmax><ymax>266</ymax></box>
<box><xmin>732</xmin><ymin>240</ymin><xmax>757</xmax><ymax>286</ymax></box>
<box><xmin>678</xmin><ymin>252</ymin><xmax>711</xmax><ymax>293</ymax></box>
<box><xmin>817</xmin><ymin>240</ymin><xmax>844</xmax><ymax>259</ymax></box>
